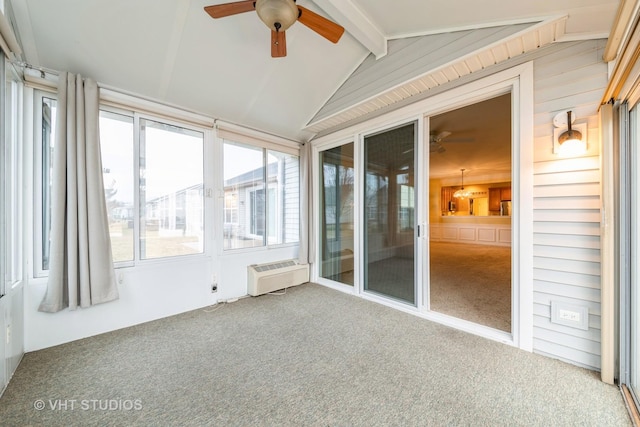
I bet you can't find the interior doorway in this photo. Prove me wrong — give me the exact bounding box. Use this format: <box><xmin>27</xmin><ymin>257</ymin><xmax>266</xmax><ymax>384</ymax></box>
<box><xmin>428</xmin><ymin>93</ymin><xmax>513</xmax><ymax>332</ymax></box>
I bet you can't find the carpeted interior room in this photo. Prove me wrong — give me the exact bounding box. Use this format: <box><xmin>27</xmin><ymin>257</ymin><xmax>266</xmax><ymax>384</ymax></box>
<box><xmin>0</xmin><ymin>283</ymin><xmax>629</xmax><ymax>426</ymax></box>
<box><xmin>430</xmin><ymin>241</ymin><xmax>512</xmax><ymax>332</ymax></box>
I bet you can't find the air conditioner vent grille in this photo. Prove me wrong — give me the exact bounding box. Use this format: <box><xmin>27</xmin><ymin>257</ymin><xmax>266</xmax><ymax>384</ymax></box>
<box><xmin>247</xmin><ymin>259</ymin><xmax>309</xmax><ymax>296</ymax></box>
<box><xmin>254</xmin><ymin>260</ymin><xmax>297</xmax><ymax>272</ymax></box>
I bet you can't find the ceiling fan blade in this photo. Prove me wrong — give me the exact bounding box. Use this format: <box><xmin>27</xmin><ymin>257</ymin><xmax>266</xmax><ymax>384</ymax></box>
<box><xmin>435</xmin><ymin>131</ymin><xmax>452</xmax><ymax>141</ymax></box>
<box><xmin>446</xmin><ymin>137</ymin><xmax>475</xmax><ymax>143</ymax></box>
<box><xmin>430</xmin><ymin>142</ymin><xmax>445</xmax><ymax>153</ymax></box>
<box><xmin>271</xmin><ymin>30</ymin><xmax>287</xmax><ymax>58</ymax></box>
<box><xmin>297</xmin><ymin>6</ymin><xmax>344</xmax><ymax>43</ymax></box>
<box><xmin>204</xmin><ymin>1</ymin><xmax>255</xmax><ymax>19</ymax></box>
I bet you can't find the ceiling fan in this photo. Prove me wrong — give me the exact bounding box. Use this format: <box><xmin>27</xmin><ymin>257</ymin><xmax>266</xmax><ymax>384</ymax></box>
<box><xmin>429</xmin><ymin>131</ymin><xmax>474</xmax><ymax>153</ymax></box>
<box><xmin>430</xmin><ymin>131</ymin><xmax>451</xmax><ymax>153</ymax></box>
<box><xmin>204</xmin><ymin>0</ymin><xmax>345</xmax><ymax>58</ymax></box>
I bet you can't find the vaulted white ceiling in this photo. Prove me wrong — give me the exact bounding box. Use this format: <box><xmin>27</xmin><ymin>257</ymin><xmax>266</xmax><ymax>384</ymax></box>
<box><xmin>10</xmin><ymin>0</ymin><xmax>619</xmax><ymax>142</ymax></box>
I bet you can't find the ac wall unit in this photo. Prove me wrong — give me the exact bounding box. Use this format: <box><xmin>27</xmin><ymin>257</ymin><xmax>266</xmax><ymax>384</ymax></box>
<box><xmin>247</xmin><ymin>260</ymin><xmax>309</xmax><ymax>296</ymax></box>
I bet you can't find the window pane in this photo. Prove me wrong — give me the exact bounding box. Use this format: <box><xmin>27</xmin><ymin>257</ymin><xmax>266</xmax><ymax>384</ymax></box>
<box><xmin>100</xmin><ymin>111</ymin><xmax>134</xmax><ymax>263</ymax></box>
<box><xmin>140</xmin><ymin>119</ymin><xmax>204</xmax><ymax>259</ymax></box>
<box><xmin>223</xmin><ymin>141</ymin><xmax>264</xmax><ymax>249</ymax></box>
<box><xmin>267</xmin><ymin>150</ymin><xmax>299</xmax><ymax>245</ymax></box>
<box><xmin>41</xmin><ymin>97</ymin><xmax>56</xmax><ymax>271</ymax></box>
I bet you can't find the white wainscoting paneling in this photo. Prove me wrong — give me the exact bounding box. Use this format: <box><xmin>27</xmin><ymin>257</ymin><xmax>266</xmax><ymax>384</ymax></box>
<box><xmin>430</xmin><ymin>223</ymin><xmax>511</xmax><ymax>247</ymax></box>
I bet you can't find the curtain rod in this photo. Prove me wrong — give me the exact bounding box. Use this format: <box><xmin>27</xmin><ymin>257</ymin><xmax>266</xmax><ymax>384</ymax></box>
<box><xmin>12</xmin><ymin>61</ymin><xmax>59</xmax><ymax>78</ymax></box>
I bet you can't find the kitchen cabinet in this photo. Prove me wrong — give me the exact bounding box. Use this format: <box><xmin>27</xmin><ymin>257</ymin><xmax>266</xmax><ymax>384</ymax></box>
<box><xmin>489</xmin><ymin>186</ymin><xmax>511</xmax><ymax>212</ymax></box>
<box><xmin>501</xmin><ymin>187</ymin><xmax>511</xmax><ymax>201</ymax></box>
<box><xmin>441</xmin><ymin>187</ymin><xmax>453</xmax><ymax>214</ymax></box>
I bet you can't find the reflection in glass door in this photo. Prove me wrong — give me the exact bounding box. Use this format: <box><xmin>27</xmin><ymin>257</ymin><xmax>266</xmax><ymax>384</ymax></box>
<box><xmin>363</xmin><ymin>122</ymin><xmax>417</xmax><ymax>304</ymax></box>
<box><xmin>320</xmin><ymin>143</ymin><xmax>355</xmax><ymax>285</ymax></box>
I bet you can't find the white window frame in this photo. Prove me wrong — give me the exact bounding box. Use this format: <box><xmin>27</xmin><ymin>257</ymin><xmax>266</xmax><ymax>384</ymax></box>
<box><xmin>137</xmin><ymin>114</ymin><xmax>207</xmax><ymax>262</ymax></box>
<box><xmin>220</xmin><ymin>138</ymin><xmax>301</xmax><ymax>252</ymax></box>
<box><xmin>33</xmin><ymin>90</ymin><xmax>52</xmax><ymax>278</ymax></box>
<box><xmin>4</xmin><ymin>61</ymin><xmax>23</xmax><ymax>291</ymax></box>
<box><xmin>33</xmin><ymin>92</ymin><xmax>214</xmax><ymax>277</ymax></box>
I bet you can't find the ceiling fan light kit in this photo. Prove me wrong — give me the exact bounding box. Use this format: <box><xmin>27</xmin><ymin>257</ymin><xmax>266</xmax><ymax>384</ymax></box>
<box><xmin>204</xmin><ymin>0</ymin><xmax>345</xmax><ymax>58</ymax></box>
<box><xmin>255</xmin><ymin>0</ymin><xmax>298</xmax><ymax>32</ymax></box>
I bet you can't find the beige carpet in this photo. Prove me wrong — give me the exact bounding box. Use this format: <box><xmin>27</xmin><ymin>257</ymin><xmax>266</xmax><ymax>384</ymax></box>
<box><xmin>430</xmin><ymin>241</ymin><xmax>511</xmax><ymax>332</ymax></box>
<box><xmin>0</xmin><ymin>283</ymin><xmax>630</xmax><ymax>426</ymax></box>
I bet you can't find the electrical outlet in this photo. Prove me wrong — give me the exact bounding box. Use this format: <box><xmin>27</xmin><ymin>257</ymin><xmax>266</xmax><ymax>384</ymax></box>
<box><xmin>551</xmin><ymin>301</ymin><xmax>589</xmax><ymax>330</ymax></box>
<box><xmin>558</xmin><ymin>309</ymin><xmax>581</xmax><ymax>322</ymax></box>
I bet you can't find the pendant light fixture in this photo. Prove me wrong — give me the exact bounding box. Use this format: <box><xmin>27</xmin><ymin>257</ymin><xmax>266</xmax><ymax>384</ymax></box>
<box><xmin>453</xmin><ymin>168</ymin><xmax>471</xmax><ymax>199</ymax></box>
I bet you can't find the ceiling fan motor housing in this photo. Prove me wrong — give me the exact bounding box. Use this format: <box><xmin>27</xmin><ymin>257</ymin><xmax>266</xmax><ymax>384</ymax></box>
<box><xmin>255</xmin><ymin>0</ymin><xmax>298</xmax><ymax>31</ymax></box>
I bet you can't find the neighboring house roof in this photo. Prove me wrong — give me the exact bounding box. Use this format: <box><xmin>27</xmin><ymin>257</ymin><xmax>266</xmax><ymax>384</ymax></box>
<box><xmin>146</xmin><ymin>182</ymin><xmax>203</xmax><ymax>204</ymax></box>
<box><xmin>224</xmin><ymin>162</ymin><xmax>279</xmax><ymax>188</ymax></box>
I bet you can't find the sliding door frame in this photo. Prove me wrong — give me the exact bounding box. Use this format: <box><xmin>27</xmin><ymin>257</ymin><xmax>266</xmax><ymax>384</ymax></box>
<box><xmin>620</xmin><ymin>102</ymin><xmax>640</xmax><ymax>407</ymax></box>
<box><xmin>310</xmin><ymin>63</ymin><xmax>534</xmax><ymax>351</ymax></box>
<box><xmin>313</xmin><ymin>138</ymin><xmax>361</xmax><ymax>295</ymax></box>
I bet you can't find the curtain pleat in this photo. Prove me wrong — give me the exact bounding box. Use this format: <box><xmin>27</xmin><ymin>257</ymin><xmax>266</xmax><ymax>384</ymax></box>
<box><xmin>298</xmin><ymin>142</ymin><xmax>314</xmax><ymax>265</ymax></box>
<box><xmin>39</xmin><ymin>72</ymin><xmax>119</xmax><ymax>313</ymax></box>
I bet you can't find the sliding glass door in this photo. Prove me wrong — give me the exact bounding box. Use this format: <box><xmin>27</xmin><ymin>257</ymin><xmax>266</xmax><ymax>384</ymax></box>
<box><xmin>363</xmin><ymin>122</ymin><xmax>417</xmax><ymax>304</ymax></box>
<box><xmin>319</xmin><ymin>143</ymin><xmax>355</xmax><ymax>285</ymax></box>
<box><xmin>627</xmin><ymin>105</ymin><xmax>640</xmax><ymax>406</ymax></box>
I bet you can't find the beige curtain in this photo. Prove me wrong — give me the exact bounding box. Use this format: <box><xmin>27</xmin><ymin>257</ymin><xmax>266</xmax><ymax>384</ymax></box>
<box><xmin>39</xmin><ymin>72</ymin><xmax>119</xmax><ymax>312</ymax></box>
<box><xmin>298</xmin><ymin>142</ymin><xmax>314</xmax><ymax>265</ymax></box>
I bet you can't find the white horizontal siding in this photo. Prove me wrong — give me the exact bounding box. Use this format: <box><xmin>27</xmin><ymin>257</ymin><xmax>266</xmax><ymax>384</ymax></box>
<box><xmin>534</xmin><ymin>245</ymin><xmax>600</xmax><ymax>263</ymax></box>
<box><xmin>533</xmin><ymin>221</ymin><xmax>600</xmax><ymax>236</ymax></box>
<box><xmin>533</xmin><ymin>196</ymin><xmax>600</xmax><ymax>210</ymax></box>
<box><xmin>533</xmin><ymin>233</ymin><xmax>600</xmax><ymax>249</ymax></box>
<box><xmin>535</xmin><ymin>272</ymin><xmax>600</xmax><ymax>291</ymax></box>
<box><xmin>530</xmin><ymin>39</ymin><xmax>607</xmax><ymax>371</ymax></box>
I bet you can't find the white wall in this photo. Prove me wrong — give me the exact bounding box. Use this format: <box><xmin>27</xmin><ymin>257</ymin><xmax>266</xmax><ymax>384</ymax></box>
<box><xmin>3</xmin><ymin>283</ymin><xmax>24</xmax><ymax>377</ymax></box>
<box><xmin>25</xmin><ymin>245</ymin><xmax>298</xmax><ymax>352</ymax></box>
<box><xmin>26</xmin><ymin>259</ymin><xmax>214</xmax><ymax>351</ymax></box>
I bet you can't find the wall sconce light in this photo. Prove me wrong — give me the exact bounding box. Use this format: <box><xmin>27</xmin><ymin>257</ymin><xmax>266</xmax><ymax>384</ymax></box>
<box><xmin>553</xmin><ymin>110</ymin><xmax>587</xmax><ymax>156</ymax></box>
